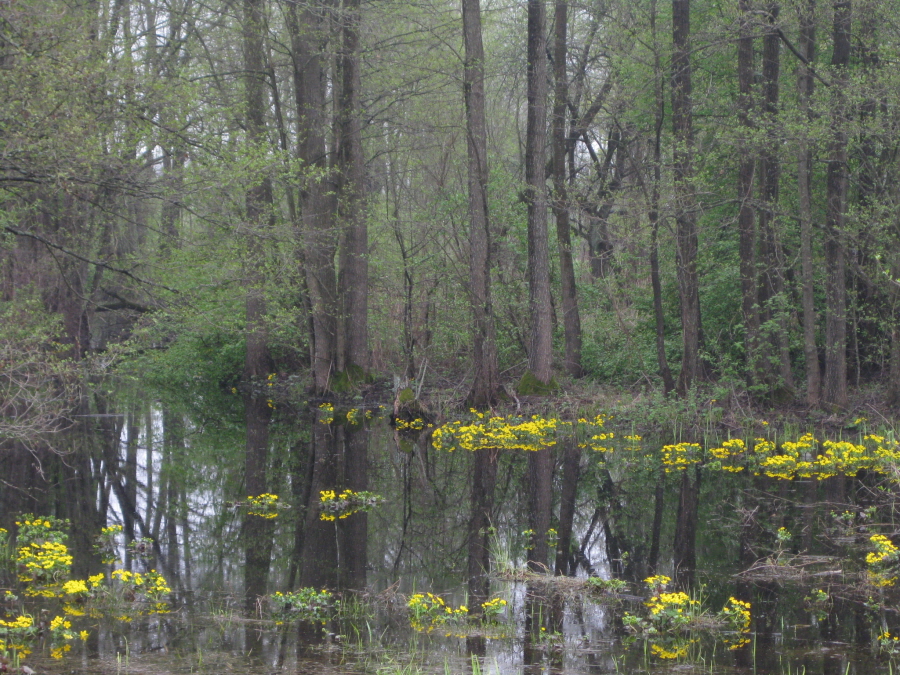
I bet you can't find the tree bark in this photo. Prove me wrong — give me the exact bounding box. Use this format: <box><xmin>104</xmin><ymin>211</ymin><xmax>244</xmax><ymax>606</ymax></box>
<box><xmin>554</xmin><ymin>440</ymin><xmax>581</xmax><ymax>575</ymax></box>
<box><xmin>241</xmin><ymin>0</ymin><xmax>275</xmax><ymax>610</ymax></box>
<box><xmin>468</xmin><ymin>448</ymin><xmax>498</xmax><ymax>607</ymax></box>
<box><xmin>525</xmin><ymin>0</ymin><xmax>553</xmax><ymax>387</ymax></box>
<box><xmin>242</xmin><ymin>0</ymin><xmax>273</xmax><ymax>385</ymax></box>
<box><xmin>552</xmin><ymin>0</ymin><xmax>583</xmax><ymax>378</ymax></box>
<box><xmin>337</xmin><ymin>0</ymin><xmax>369</xmax><ymax>377</ymax></box>
<box><xmin>671</xmin><ymin>0</ymin><xmax>702</xmax><ymax>394</ymax></box>
<box><xmin>649</xmin><ymin>0</ymin><xmax>676</xmax><ymax>393</ymax></box>
<box><xmin>286</xmin><ymin>2</ymin><xmax>339</xmax><ymax>394</ymax></box>
<box><xmin>823</xmin><ymin>0</ymin><xmax>850</xmax><ymax>406</ymax></box>
<box><xmin>527</xmin><ymin>447</ymin><xmax>553</xmax><ymax>571</ymax></box>
<box><xmin>737</xmin><ymin>0</ymin><xmax>763</xmax><ymax>389</ymax></box>
<box><xmin>462</xmin><ymin>0</ymin><xmax>502</xmax><ymax>405</ymax></box>
<box><xmin>797</xmin><ymin>0</ymin><xmax>820</xmax><ymax>404</ymax></box>
<box><xmin>757</xmin><ymin>3</ymin><xmax>795</xmax><ymax>395</ymax></box>
<box><xmin>673</xmin><ymin>467</ymin><xmax>700</xmax><ymax>589</ymax></box>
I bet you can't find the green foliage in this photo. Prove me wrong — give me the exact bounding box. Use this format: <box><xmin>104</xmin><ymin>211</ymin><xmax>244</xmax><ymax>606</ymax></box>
<box><xmin>268</xmin><ymin>588</ymin><xmax>333</xmax><ymax>624</ymax></box>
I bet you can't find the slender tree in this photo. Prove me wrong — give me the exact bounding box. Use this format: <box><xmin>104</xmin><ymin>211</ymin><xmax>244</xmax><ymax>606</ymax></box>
<box><xmin>737</xmin><ymin>0</ymin><xmax>762</xmax><ymax>389</ymax></box>
<box><xmin>462</xmin><ymin>0</ymin><xmax>502</xmax><ymax>406</ymax></box>
<box><xmin>337</xmin><ymin>0</ymin><xmax>369</xmax><ymax>379</ymax></box>
<box><xmin>552</xmin><ymin>0</ymin><xmax>583</xmax><ymax>378</ymax></box>
<box><xmin>823</xmin><ymin>0</ymin><xmax>850</xmax><ymax>406</ymax></box>
<box><xmin>797</xmin><ymin>0</ymin><xmax>820</xmax><ymax>404</ymax></box>
<box><xmin>671</xmin><ymin>0</ymin><xmax>702</xmax><ymax>394</ymax></box>
<box><xmin>524</xmin><ymin>0</ymin><xmax>553</xmax><ymax>388</ymax></box>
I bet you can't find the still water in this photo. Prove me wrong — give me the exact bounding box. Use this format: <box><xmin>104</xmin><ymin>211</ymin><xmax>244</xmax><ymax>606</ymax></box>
<box><xmin>1</xmin><ymin>390</ymin><xmax>898</xmax><ymax>674</ymax></box>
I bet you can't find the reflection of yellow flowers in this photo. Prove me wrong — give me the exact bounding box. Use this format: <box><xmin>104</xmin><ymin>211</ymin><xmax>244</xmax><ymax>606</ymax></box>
<box><xmin>246</xmin><ymin>493</ymin><xmax>280</xmax><ymax>519</ymax></box>
<box><xmin>79</xmin><ymin>630</ymin><xmax>89</xmax><ymax>641</ymax></box>
<box><xmin>650</xmin><ymin>643</ymin><xmax>688</xmax><ymax>659</ymax></box>
<box><xmin>318</xmin><ymin>489</ymin><xmax>383</xmax><ymax>521</ymax></box>
<box><xmin>867</xmin><ymin>534</ymin><xmax>899</xmax><ymax>565</ymax></box>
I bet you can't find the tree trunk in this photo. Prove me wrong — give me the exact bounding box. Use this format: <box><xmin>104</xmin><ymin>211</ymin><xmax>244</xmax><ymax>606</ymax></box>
<box><xmin>242</xmin><ymin>393</ymin><xmax>274</xmax><ymax>610</ymax></box>
<box><xmin>525</xmin><ymin>0</ymin><xmax>553</xmax><ymax>387</ymax></box>
<box><xmin>673</xmin><ymin>467</ymin><xmax>701</xmax><ymax>589</ymax></box>
<box><xmin>737</xmin><ymin>0</ymin><xmax>763</xmax><ymax>389</ymax></box>
<box><xmin>823</xmin><ymin>0</ymin><xmax>850</xmax><ymax>407</ymax></box>
<box><xmin>337</xmin><ymin>0</ymin><xmax>369</xmax><ymax>377</ymax></box>
<box><xmin>527</xmin><ymin>447</ymin><xmax>553</xmax><ymax>571</ymax></box>
<box><xmin>286</xmin><ymin>2</ymin><xmax>338</xmax><ymax>393</ymax></box>
<box><xmin>757</xmin><ymin>3</ymin><xmax>795</xmax><ymax>395</ymax></box>
<box><xmin>554</xmin><ymin>440</ymin><xmax>581</xmax><ymax>575</ymax></box>
<box><xmin>337</xmin><ymin>424</ymin><xmax>368</xmax><ymax>591</ymax></box>
<box><xmin>671</xmin><ymin>0</ymin><xmax>701</xmax><ymax>394</ymax></box>
<box><xmin>241</xmin><ymin>0</ymin><xmax>275</xmax><ymax>611</ymax></box>
<box><xmin>552</xmin><ymin>0</ymin><xmax>583</xmax><ymax>378</ymax></box>
<box><xmin>649</xmin><ymin>0</ymin><xmax>676</xmax><ymax>393</ymax></box>
<box><xmin>242</xmin><ymin>0</ymin><xmax>273</xmax><ymax>385</ymax></box>
<box><xmin>462</xmin><ymin>0</ymin><xmax>502</xmax><ymax>405</ymax></box>
<box><xmin>797</xmin><ymin>0</ymin><xmax>820</xmax><ymax>404</ymax></box>
<box><xmin>468</xmin><ymin>448</ymin><xmax>498</xmax><ymax>607</ymax></box>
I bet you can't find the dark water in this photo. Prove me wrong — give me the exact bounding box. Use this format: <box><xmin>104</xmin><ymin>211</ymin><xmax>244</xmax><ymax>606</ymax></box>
<box><xmin>1</xmin><ymin>390</ymin><xmax>899</xmax><ymax>674</ymax></box>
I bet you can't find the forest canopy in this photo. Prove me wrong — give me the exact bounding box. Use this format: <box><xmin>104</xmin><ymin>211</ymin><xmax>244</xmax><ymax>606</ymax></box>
<box><xmin>2</xmin><ymin>0</ymin><xmax>900</xmax><ymax>413</ymax></box>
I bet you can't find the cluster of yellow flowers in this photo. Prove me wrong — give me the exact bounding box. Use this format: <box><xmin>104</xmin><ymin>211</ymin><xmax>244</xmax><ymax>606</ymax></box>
<box><xmin>650</xmin><ymin>643</ymin><xmax>689</xmax><ymax>659</ymax></box>
<box><xmin>110</xmin><ymin>568</ymin><xmax>172</xmax><ymax>598</ymax></box>
<box><xmin>395</xmin><ymin>417</ymin><xmax>428</xmax><ymax>431</ymax></box>
<box><xmin>432</xmin><ymin>412</ymin><xmax>565</xmax><ymax>452</ymax></box>
<box><xmin>645</xmin><ymin>592</ymin><xmax>697</xmax><ymax>617</ymax></box>
<box><xmin>721</xmin><ymin>597</ymin><xmax>752</xmax><ymax>649</ymax></box>
<box><xmin>0</xmin><ymin>615</ymin><xmax>33</xmax><ymax>629</ymax></box>
<box><xmin>318</xmin><ymin>402</ymin><xmax>334</xmax><ymax>424</ymax></box>
<box><xmin>866</xmin><ymin>534</ymin><xmax>899</xmax><ymax>587</ymax></box>
<box><xmin>246</xmin><ymin>493</ymin><xmax>280</xmax><ymax>518</ymax></box>
<box><xmin>660</xmin><ymin>443</ymin><xmax>703</xmax><ymax>473</ymax></box>
<box><xmin>318</xmin><ymin>489</ymin><xmax>383</xmax><ymax>521</ymax></box>
<box><xmin>866</xmin><ymin>534</ymin><xmax>898</xmax><ymax>565</ymax></box>
<box><xmin>17</xmin><ymin>541</ymin><xmax>73</xmax><ymax>594</ymax></box>
<box><xmin>407</xmin><ymin>592</ymin><xmax>468</xmax><ymax>633</ymax></box>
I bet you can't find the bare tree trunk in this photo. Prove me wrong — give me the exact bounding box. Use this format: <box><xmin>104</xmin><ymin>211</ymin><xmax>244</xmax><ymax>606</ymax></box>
<box><xmin>737</xmin><ymin>0</ymin><xmax>763</xmax><ymax>389</ymax></box>
<box><xmin>757</xmin><ymin>3</ymin><xmax>795</xmax><ymax>396</ymax></box>
<box><xmin>337</xmin><ymin>0</ymin><xmax>369</xmax><ymax>377</ymax></box>
<box><xmin>242</xmin><ymin>0</ymin><xmax>273</xmax><ymax>385</ymax></box>
<box><xmin>673</xmin><ymin>467</ymin><xmax>700</xmax><ymax>589</ymax></box>
<box><xmin>671</xmin><ymin>0</ymin><xmax>702</xmax><ymax>394</ymax></box>
<box><xmin>552</xmin><ymin>0</ymin><xmax>582</xmax><ymax>378</ymax></box>
<box><xmin>823</xmin><ymin>0</ymin><xmax>850</xmax><ymax>406</ymax></box>
<box><xmin>242</xmin><ymin>0</ymin><xmax>275</xmax><ymax>610</ymax></box>
<box><xmin>462</xmin><ymin>0</ymin><xmax>501</xmax><ymax>405</ymax></box>
<box><xmin>797</xmin><ymin>0</ymin><xmax>820</xmax><ymax>404</ymax></box>
<box><xmin>554</xmin><ymin>440</ymin><xmax>581</xmax><ymax>575</ymax></box>
<box><xmin>525</xmin><ymin>0</ymin><xmax>553</xmax><ymax>387</ymax></box>
<box><xmin>337</xmin><ymin>424</ymin><xmax>368</xmax><ymax>591</ymax></box>
<box><xmin>527</xmin><ymin>447</ymin><xmax>553</xmax><ymax>571</ymax></box>
<box><xmin>468</xmin><ymin>448</ymin><xmax>498</xmax><ymax>607</ymax></box>
<box><xmin>649</xmin><ymin>0</ymin><xmax>675</xmax><ymax>393</ymax></box>
<box><xmin>287</xmin><ymin>2</ymin><xmax>339</xmax><ymax>394</ymax></box>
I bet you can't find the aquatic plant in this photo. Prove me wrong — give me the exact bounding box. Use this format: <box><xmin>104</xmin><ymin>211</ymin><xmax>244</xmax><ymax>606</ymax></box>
<box><xmin>406</xmin><ymin>593</ymin><xmax>467</xmax><ymax>633</ymax></box>
<box><xmin>319</xmin><ymin>489</ymin><xmax>384</xmax><ymax>521</ymax></box>
<box><xmin>269</xmin><ymin>588</ymin><xmax>333</xmax><ymax>624</ymax></box>
<box><xmin>866</xmin><ymin>534</ymin><xmax>899</xmax><ymax>587</ymax></box>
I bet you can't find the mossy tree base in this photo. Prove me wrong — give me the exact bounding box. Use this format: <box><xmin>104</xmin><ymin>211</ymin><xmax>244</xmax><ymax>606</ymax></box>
<box><xmin>517</xmin><ymin>370</ymin><xmax>558</xmax><ymax>395</ymax></box>
<box><xmin>331</xmin><ymin>364</ymin><xmax>373</xmax><ymax>393</ymax></box>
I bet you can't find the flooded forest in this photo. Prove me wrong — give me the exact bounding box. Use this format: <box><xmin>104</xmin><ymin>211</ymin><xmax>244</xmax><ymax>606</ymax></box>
<box><xmin>4</xmin><ymin>0</ymin><xmax>900</xmax><ymax>672</ymax></box>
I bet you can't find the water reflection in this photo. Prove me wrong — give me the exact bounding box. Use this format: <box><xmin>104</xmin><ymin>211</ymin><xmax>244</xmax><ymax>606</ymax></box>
<box><xmin>3</xmin><ymin>394</ymin><xmax>900</xmax><ymax>674</ymax></box>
